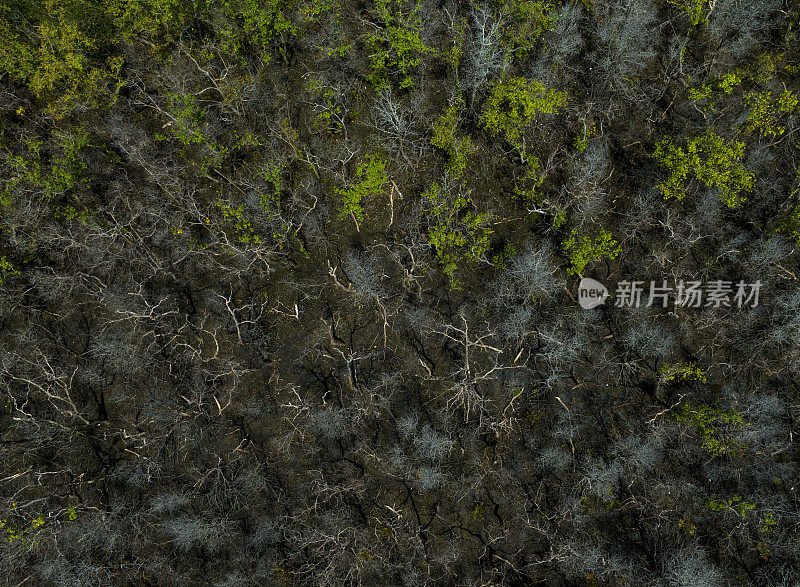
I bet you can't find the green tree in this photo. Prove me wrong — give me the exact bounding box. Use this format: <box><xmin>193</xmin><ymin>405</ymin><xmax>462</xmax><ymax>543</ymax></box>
<box><xmin>744</xmin><ymin>90</ymin><xmax>799</xmax><ymax>137</ymax></box>
<box><xmin>499</xmin><ymin>0</ymin><xmax>557</xmax><ymax>61</ymax></box>
<box><xmin>562</xmin><ymin>227</ymin><xmax>620</xmax><ymax>277</ymax></box>
<box><xmin>0</xmin><ymin>0</ymin><xmax>123</xmax><ymax>118</ymax></box>
<box><xmin>481</xmin><ymin>76</ymin><xmax>567</xmax><ymax>151</ymax></box>
<box><xmin>652</xmin><ymin>129</ymin><xmax>755</xmax><ymax>207</ymax></box>
<box><xmin>667</xmin><ymin>0</ymin><xmax>710</xmax><ymax>26</ymax></box>
<box><xmin>674</xmin><ymin>403</ymin><xmax>746</xmax><ymax>457</ymax></box>
<box><xmin>424</xmin><ymin>181</ymin><xmax>492</xmax><ymax>288</ymax></box>
<box><xmin>431</xmin><ymin>95</ymin><xmax>475</xmax><ymax>178</ymax></box>
<box><xmin>365</xmin><ymin>0</ymin><xmax>434</xmax><ymax>89</ymax></box>
<box><xmin>337</xmin><ymin>153</ymin><xmax>388</xmax><ymax>227</ymax></box>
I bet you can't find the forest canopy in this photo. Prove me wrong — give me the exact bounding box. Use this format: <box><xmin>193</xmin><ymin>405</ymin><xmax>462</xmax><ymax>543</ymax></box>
<box><xmin>1</xmin><ymin>0</ymin><xmax>799</xmax><ymax>584</ymax></box>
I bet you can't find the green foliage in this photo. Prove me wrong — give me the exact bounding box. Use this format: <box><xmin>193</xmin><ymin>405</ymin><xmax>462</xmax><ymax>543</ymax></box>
<box><xmin>232</xmin><ymin>130</ymin><xmax>263</xmax><ymax>150</ymax></box>
<box><xmin>243</xmin><ymin>0</ymin><xmax>298</xmax><ymax>61</ymax></box>
<box><xmin>117</xmin><ymin>0</ymin><xmax>329</xmax><ymax>63</ymax></box>
<box><xmin>307</xmin><ymin>77</ymin><xmax>346</xmax><ymax>134</ymax></box>
<box><xmin>706</xmin><ymin>495</ymin><xmax>755</xmax><ymax>518</ymax></box>
<box><xmin>123</xmin><ymin>0</ymin><xmax>332</xmax><ymax>63</ymax></box>
<box><xmin>0</xmin><ymin>255</ymin><xmax>20</xmax><ymax>286</ymax></box>
<box><xmin>165</xmin><ymin>94</ymin><xmax>209</xmax><ymax>146</ymax></box>
<box><xmin>761</xmin><ymin>511</ymin><xmax>777</xmax><ymax>533</ymax></box>
<box><xmin>658</xmin><ymin>361</ymin><xmax>707</xmax><ymax>385</ymax></box>
<box><xmin>481</xmin><ymin>76</ymin><xmax>567</xmax><ymax>150</ymax></box>
<box><xmin>551</xmin><ymin>208</ymin><xmax>567</xmax><ymax>229</ymax></box>
<box><xmin>688</xmin><ymin>72</ymin><xmax>742</xmax><ymax>112</ymax></box>
<box><xmin>1</xmin><ymin>516</ymin><xmax>43</xmax><ymax>547</ymax></box>
<box><xmin>424</xmin><ymin>182</ymin><xmax>492</xmax><ymax>288</ymax></box>
<box><xmin>365</xmin><ymin>0</ymin><xmax>434</xmax><ymax>89</ymax></box>
<box><xmin>573</xmin><ymin>122</ymin><xmax>596</xmax><ymax>153</ymax></box>
<box><xmin>53</xmin><ymin>204</ymin><xmax>99</xmax><ymax>228</ymax></box>
<box><xmin>744</xmin><ymin>90</ymin><xmax>799</xmax><ymax>137</ymax></box>
<box><xmin>717</xmin><ymin>72</ymin><xmax>743</xmax><ymax>94</ymax></box>
<box><xmin>674</xmin><ymin>403</ymin><xmax>746</xmax><ymax>457</ymax></box>
<box><xmin>678</xmin><ymin>518</ymin><xmax>697</xmax><ymax>535</ymax></box>
<box><xmin>667</xmin><ymin>0</ymin><xmax>710</xmax><ymax>26</ymax></box>
<box><xmin>337</xmin><ymin>153</ymin><xmax>388</xmax><ymax>225</ymax></box>
<box><xmin>431</xmin><ymin>96</ymin><xmax>475</xmax><ymax>178</ymax></box>
<box><xmin>513</xmin><ymin>156</ymin><xmax>545</xmax><ymax>207</ymax></box>
<box><xmin>440</xmin><ymin>14</ymin><xmax>466</xmax><ymax>71</ymax></box>
<box><xmin>161</xmin><ymin>93</ymin><xmax>229</xmax><ymax>172</ymax></box>
<box><xmin>163</xmin><ymin>95</ymin><xmax>207</xmax><ymax>150</ymax></box>
<box><xmin>490</xmin><ymin>242</ymin><xmax>516</xmax><ymax>271</ymax></box>
<box><xmin>580</xmin><ymin>495</ymin><xmax>617</xmax><ymax>513</ymax></box>
<box><xmin>259</xmin><ymin>160</ymin><xmax>285</xmax><ymax>214</ymax></box>
<box><xmin>499</xmin><ymin>0</ymin><xmax>558</xmax><ymax>61</ymax></box>
<box><xmin>748</xmin><ymin>51</ymin><xmax>783</xmax><ymax>85</ymax></box>
<box><xmin>216</xmin><ymin>201</ymin><xmax>263</xmax><ymax>245</ymax></box>
<box><xmin>0</xmin><ymin>0</ymin><xmax>124</xmax><ymax>118</ymax></box>
<box><xmin>2</xmin><ymin>503</ymin><xmax>79</xmax><ymax>551</ymax></box>
<box><xmin>254</xmin><ymin>160</ymin><xmax>296</xmax><ymax>249</ymax></box>
<box><xmin>113</xmin><ymin>0</ymin><xmax>197</xmax><ymax>51</ymax></box>
<box><xmin>1</xmin><ymin>128</ymin><xmax>90</xmax><ymax>202</ymax></box>
<box><xmin>219</xmin><ymin>0</ymin><xmax>299</xmax><ymax>65</ymax></box>
<box><xmin>0</xmin><ymin>1</ymin><xmax>36</xmax><ymax>77</ymax></box>
<box><xmin>48</xmin><ymin>130</ymin><xmax>90</xmax><ymax>194</ymax></box>
<box><xmin>652</xmin><ymin>129</ymin><xmax>754</xmax><ymax>207</ymax></box>
<box><xmin>562</xmin><ymin>226</ymin><xmax>620</xmax><ymax>276</ymax></box>
<box><xmin>775</xmin><ymin>195</ymin><xmax>800</xmax><ymax>245</ymax></box>
<box><xmin>686</xmin><ymin>52</ymin><xmax>791</xmax><ymax>120</ymax></box>
<box><xmin>1</xmin><ymin>1</ymin><xmax>798</xmax><ymax>580</ymax></box>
